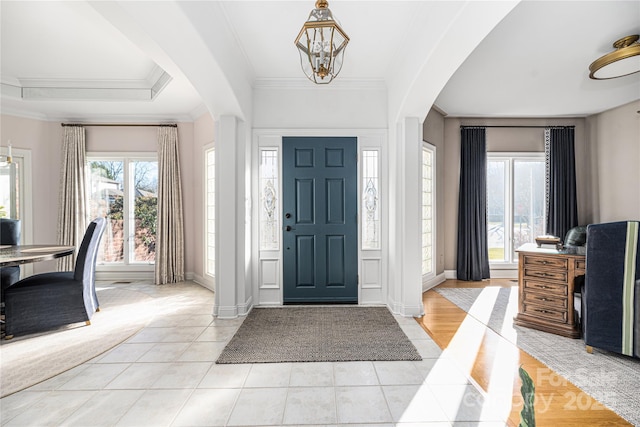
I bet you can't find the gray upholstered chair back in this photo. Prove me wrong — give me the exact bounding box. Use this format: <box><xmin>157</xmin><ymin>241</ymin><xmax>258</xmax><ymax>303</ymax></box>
<box><xmin>0</xmin><ymin>218</ymin><xmax>21</xmax><ymax>245</ymax></box>
<box><xmin>74</xmin><ymin>217</ymin><xmax>106</xmax><ymax>282</ymax></box>
<box><xmin>584</xmin><ymin>220</ymin><xmax>640</xmax><ymax>358</ymax></box>
<box><xmin>74</xmin><ymin>217</ymin><xmax>106</xmax><ymax>316</ymax></box>
<box><xmin>1</xmin><ymin>218</ymin><xmax>22</xmax><ymax>297</ymax></box>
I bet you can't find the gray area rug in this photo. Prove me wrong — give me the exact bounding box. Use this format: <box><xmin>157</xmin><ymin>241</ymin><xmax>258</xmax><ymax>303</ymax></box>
<box><xmin>216</xmin><ymin>306</ymin><xmax>422</xmax><ymax>364</ymax></box>
<box><xmin>0</xmin><ymin>284</ymin><xmax>157</xmax><ymax>397</ymax></box>
<box><xmin>435</xmin><ymin>287</ymin><xmax>640</xmax><ymax>426</ymax></box>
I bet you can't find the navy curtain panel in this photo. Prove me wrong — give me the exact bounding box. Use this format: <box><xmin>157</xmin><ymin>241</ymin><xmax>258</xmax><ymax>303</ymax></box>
<box><xmin>456</xmin><ymin>127</ymin><xmax>490</xmax><ymax>281</ymax></box>
<box><xmin>545</xmin><ymin>127</ymin><xmax>578</xmax><ymax>241</ymax></box>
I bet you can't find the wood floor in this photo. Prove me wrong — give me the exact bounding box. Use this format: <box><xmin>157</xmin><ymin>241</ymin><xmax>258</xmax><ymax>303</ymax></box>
<box><xmin>416</xmin><ymin>279</ymin><xmax>632</xmax><ymax>427</ymax></box>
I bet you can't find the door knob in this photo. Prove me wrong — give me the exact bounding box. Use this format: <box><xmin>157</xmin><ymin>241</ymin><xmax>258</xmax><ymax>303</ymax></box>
<box><xmin>286</xmin><ymin>225</ymin><xmax>292</xmax><ymax>231</ymax></box>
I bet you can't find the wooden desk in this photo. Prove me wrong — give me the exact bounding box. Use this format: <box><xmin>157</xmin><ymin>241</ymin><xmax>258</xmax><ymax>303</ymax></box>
<box><xmin>0</xmin><ymin>245</ymin><xmax>75</xmax><ymax>267</ymax></box>
<box><xmin>514</xmin><ymin>243</ymin><xmax>585</xmax><ymax>338</ymax></box>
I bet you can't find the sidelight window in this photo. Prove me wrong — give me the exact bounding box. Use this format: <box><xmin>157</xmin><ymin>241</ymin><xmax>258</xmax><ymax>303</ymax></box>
<box><xmin>422</xmin><ymin>143</ymin><xmax>435</xmax><ymax>277</ymax></box>
<box><xmin>205</xmin><ymin>147</ymin><xmax>215</xmax><ymax>277</ymax></box>
<box><xmin>259</xmin><ymin>149</ymin><xmax>279</xmax><ymax>251</ymax></box>
<box><xmin>362</xmin><ymin>150</ymin><xmax>380</xmax><ymax>250</ymax></box>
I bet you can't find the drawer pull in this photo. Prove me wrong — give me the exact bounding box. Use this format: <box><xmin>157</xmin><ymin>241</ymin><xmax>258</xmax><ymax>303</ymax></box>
<box><xmin>535</xmin><ymin>309</ymin><xmax>554</xmax><ymax>314</ymax></box>
<box><xmin>538</xmin><ymin>297</ymin><xmax>551</xmax><ymax>302</ymax></box>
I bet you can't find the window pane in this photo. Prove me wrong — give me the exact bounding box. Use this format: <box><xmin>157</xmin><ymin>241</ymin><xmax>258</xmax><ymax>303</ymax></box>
<box><xmin>487</xmin><ymin>160</ymin><xmax>506</xmax><ymax>262</ymax></box>
<box><xmin>422</xmin><ymin>146</ymin><xmax>433</xmax><ymax>276</ymax></box>
<box><xmin>260</xmin><ymin>150</ymin><xmax>279</xmax><ymax>251</ymax></box>
<box><xmin>132</xmin><ymin>161</ymin><xmax>157</xmax><ymax>263</ymax></box>
<box><xmin>513</xmin><ymin>160</ymin><xmax>545</xmax><ymax>260</ymax></box>
<box><xmin>89</xmin><ymin>158</ymin><xmax>157</xmax><ymax>266</ymax></box>
<box><xmin>89</xmin><ymin>160</ymin><xmax>125</xmax><ymax>264</ymax></box>
<box><xmin>206</xmin><ymin>148</ymin><xmax>215</xmax><ymax>276</ymax></box>
<box><xmin>362</xmin><ymin>150</ymin><xmax>380</xmax><ymax>250</ymax></box>
<box><xmin>0</xmin><ymin>162</ymin><xmax>19</xmax><ymax>219</ymax></box>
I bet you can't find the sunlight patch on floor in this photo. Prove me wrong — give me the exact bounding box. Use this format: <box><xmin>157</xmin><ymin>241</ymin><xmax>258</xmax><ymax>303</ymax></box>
<box><xmin>424</xmin><ymin>287</ymin><xmax>519</xmax><ymax>424</ymax></box>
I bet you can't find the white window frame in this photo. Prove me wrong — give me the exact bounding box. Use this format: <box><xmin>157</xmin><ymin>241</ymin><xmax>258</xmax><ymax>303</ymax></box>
<box><xmin>421</xmin><ymin>142</ymin><xmax>436</xmax><ymax>282</ymax></box>
<box><xmin>204</xmin><ymin>144</ymin><xmax>216</xmax><ymax>286</ymax></box>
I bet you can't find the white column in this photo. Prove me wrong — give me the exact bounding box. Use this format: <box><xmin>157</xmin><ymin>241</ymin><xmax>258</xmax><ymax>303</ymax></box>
<box><xmin>214</xmin><ymin>115</ymin><xmax>252</xmax><ymax>318</ymax></box>
<box><xmin>388</xmin><ymin>117</ymin><xmax>424</xmax><ymax>317</ymax></box>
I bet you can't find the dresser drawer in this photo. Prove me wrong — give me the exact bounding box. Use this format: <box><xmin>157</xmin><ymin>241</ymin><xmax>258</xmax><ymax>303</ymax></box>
<box><xmin>523</xmin><ymin>267</ymin><xmax>568</xmax><ymax>282</ymax></box>
<box><xmin>523</xmin><ymin>255</ymin><xmax>568</xmax><ymax>270</ymax></box>
<box><xmin>523</xmin><ymin>291</ymin><xmax>567</xmax><ymax>308</ymax></box>
<box><xmin>523</xmin><ymin>303</ymin><xmax>568</xmax><ymax>323</ymax></box>
<box><xmin>523</xmin><ymin>279</ymin><xmax>567</xmax><ymax>295</ymax></box>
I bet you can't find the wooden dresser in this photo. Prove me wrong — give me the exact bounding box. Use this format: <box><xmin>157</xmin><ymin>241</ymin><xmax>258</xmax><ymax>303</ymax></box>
<box><xmin>514</xmin><ymin>243</ymin><xmax>586</xmax><ymax>338</ymax></box>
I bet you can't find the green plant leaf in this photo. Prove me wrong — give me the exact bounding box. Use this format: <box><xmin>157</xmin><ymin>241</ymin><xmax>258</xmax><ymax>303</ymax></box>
<box><xmin>519</xmin><ymin>366</ymin><xmax>536</xmax><ymax>427</ymax></box>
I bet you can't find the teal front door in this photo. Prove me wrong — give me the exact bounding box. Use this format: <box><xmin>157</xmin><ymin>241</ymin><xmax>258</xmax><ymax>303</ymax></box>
<box><xmin>282</xmin><ymin>137</ymin><xmax>358</xmax><ymax>303</ymax></box>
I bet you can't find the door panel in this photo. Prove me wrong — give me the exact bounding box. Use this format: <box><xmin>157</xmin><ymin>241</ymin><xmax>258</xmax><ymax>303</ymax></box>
<box><xmin>283</xmin><ymin>136</ymin><xmax>357</xmax><ymax>303</ymax></box>
<box><xmin>326</xmin><ymin>179</ymin><xmax>345</xmax><ymax>224</ymax></box>
<box><xmin>296</xmin><ymin>179</ymin><xmax>315</xmax><ymax>224</ymax></box>
<box><xmin>326</xmin><ymin>235</ymin><xmax>346</xmax><ymax>286</ymax></box>
<box><xmin>296</xmin><ymin>235</ymin><xmax>315</xmax><ymax>287</ymax></box>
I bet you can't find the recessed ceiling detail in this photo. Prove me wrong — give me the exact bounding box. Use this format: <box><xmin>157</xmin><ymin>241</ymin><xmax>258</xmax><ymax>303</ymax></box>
<box><xmin>1</xmin><ymin>66</ymin><xmax>172</xmax><ymax>102</ymax></box>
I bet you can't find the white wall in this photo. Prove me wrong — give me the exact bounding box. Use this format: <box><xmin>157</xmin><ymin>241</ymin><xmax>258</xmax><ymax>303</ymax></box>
<box><xmin>191</xmin><ymin>112</ymin><xmax>215</xmax><ymax>286</ymax></box>
<box><xmin>1</xmin><ymin>115</ymin><xmax>60</xmax><ymax>273</ymax></box>
<box><xmin>0</xmin><ymin>114</ymin><xmax>200</xmax><ymax>278</ymax></box>
<box><xmin>589</xmin><ymin>100</ymin><xmax>640</xmax><ymax>222</ymax></box>
<box><xmin>252</xmin><ymin>82</ymin><xmax>387</xmax><ymax>130</ymax></box>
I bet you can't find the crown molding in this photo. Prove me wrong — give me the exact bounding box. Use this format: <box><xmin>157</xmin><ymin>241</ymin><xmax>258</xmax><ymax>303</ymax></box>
<box><xmin>0</xmin><ymin>107</ymin><xmax>195</xmax><ymax>124</ymax></box>
<box><xmin>189</xmin><ymin>103</ymin><xmax>210</xmax><ymax>121</ymax></box>
<box><xmin>0</xmin><ymin>106</ymin><xmax>52</xmax><ymax>121</ymax></box>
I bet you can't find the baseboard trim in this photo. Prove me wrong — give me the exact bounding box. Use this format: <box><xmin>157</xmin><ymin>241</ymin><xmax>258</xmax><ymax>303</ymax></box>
<box><xmin>444</xmin><ymin>269</ymin><xmax>518</xmax><ymax>280</ymax></box>
<box><xmin>214</xmin><ymin>296</ymin><xmax>253</xmax><ymax>319</ymax></box>
<box><xmin>95</xmin><ymin>270</ymin><xmax>154</xmax><ymax>282</ymax></box>
<box><xmin>423</xmin><ymin>272</ymin><xmax>446</xmax><ymax>292</ymax></box>
<box><xmin>387</xmin><ymin>296</ymin><xmax>424</xmax><ymax>318</ymax></box>
<box><xmin>489</xmin><ymin>269</ymin><xmax>518</xmax><ymax>279</ymax></box>
<box><xmin>191</xmin><ymin>273</ymin><xmax>215</xmax><ymax>293</ymax></box>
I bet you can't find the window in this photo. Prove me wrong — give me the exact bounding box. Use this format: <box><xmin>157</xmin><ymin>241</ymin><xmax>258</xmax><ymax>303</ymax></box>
<box><xmin>259</xmin><ymin>149</ymin><xmax>279</xmax><ymax>251</ymax></box>
<box><xmin>487</xmin><ymin>153</ymin><xmax>545</xmax><ymax>264</ymax></box>
<box><xmin>422</xmin><ymin>143</ymin><xmax>435</xmax><ymax>277</ymax></box>
<box><xmin>0</xmin><ymin>162</ymin><xmax>19</xmax><ymax>219</ymax></box>
<box><xmin>362</xmin><ymin>150</ymin><xmax>380</xmax><ymax>250</ymax></box>
<box><xmin>88</xmin><ymin>155</ymin><xmax>158</xmax><ymax>266</ymax></box>
<box><xmin>205</xmin><ymin>147</ymin><xmax>215</xmax><ymax>277</ymax></box>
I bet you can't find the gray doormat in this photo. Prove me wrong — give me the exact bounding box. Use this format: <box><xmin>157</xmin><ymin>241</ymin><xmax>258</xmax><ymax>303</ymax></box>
<box><xmin>216</xmin><ymin>306</ymin><xmax>422</xmax><ymax>364</ymax></box>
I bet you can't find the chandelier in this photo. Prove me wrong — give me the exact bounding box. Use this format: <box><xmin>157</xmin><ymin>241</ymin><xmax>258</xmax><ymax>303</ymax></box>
<box><xmin>294</xmin><ymin>0</ymin><xmax>349</xmax><ymax>84</ymax></box>
<box><xmin>589</xmin><ymin>35</ymin><xmax>640</xmax><ymax>79</ymax></box>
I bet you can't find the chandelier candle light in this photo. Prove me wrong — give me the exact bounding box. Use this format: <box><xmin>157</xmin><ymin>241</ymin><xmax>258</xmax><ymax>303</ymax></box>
<box><xmin>295</xmin><ymin>0</ymin><xmax>349</xmax><ymax>84</ymax></box>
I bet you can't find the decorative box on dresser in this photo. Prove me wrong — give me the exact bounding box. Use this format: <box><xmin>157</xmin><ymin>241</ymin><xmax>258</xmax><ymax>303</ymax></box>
<box><xmin>514</xmin><ymin>243</ymin><xmax>586</xmax><ymax>338</ymax></box>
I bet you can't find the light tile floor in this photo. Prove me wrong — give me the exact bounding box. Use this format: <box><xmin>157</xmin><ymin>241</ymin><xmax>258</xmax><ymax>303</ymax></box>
<box><xmin>0</xmin><ymin>282</ymin><xmax>509</xmax><ymax>426</ymax></box>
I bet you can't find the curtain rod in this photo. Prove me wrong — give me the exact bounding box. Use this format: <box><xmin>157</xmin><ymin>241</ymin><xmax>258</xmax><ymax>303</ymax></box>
<box><xmin>460</xmin><ymin>125</ymin><xmax>574</xmax><ymax>129</ymax></box>
<box><xmin>61</xmin><ymin>123</ymin><xmax>177</xmax><ymax>127</ymax></box>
